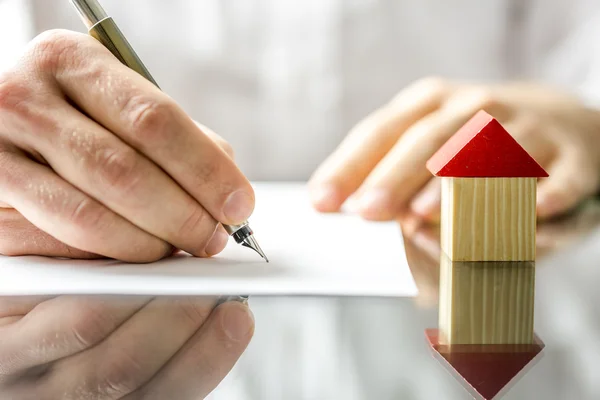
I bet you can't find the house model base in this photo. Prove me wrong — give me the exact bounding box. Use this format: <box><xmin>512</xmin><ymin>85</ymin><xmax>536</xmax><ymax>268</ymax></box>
<box><xmin>441</xmin><ymin>177</ymin><xmax>536</xmax><ymax>261</ymax></box>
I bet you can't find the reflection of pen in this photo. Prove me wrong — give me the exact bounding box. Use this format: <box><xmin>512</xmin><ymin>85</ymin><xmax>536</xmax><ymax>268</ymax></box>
<box><xmin>69</xmin><ymin>0</ymin><xmax>268</xmax><ymax>263</ymax></box>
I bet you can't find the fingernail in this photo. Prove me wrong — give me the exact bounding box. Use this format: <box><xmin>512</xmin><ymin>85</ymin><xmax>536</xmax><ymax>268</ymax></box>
<box><xmin>358</xmin><ymin>189</ymin><xmax>394</xmax><ymax>218</ymax></box>
<box><xmin>309</xmin><ymin>185</ymin><xmax>341</xmax><ymax>212</ymax></box>
<box><xmin>222</xmin><ymin>303</ymin><xmax>255</xmax><ymax>342</ymax></box>
<box><xmin>411</xmin><ymin>189</ymin><xmax>438</xmax><ymax>217</ymax></box>
<box><xmin>205</xmin><ymin>228</ymin><xmax>229</xmax><ymax>256</ymax></box>
<box><xmin>223</xmin><ymin>190</ymin><xmax>254</xmax><ymax>224</ymax></box>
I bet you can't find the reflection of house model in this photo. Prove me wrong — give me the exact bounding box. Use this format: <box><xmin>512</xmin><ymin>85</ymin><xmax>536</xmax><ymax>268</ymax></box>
<box><xmin>426</xmin><ymin>110</ymin><xmax>548</xmax><ymax>261</ymax></box>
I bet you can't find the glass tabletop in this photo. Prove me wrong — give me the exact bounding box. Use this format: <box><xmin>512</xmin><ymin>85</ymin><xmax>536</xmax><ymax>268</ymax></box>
<box><xmin>220</xmin><ymin>199</ymin><xmax>600</xmax><ymax>400</ymax></box>
<box><xmin>2</xmin><ymin>200</ymin><xmax>600</xmax><ymax>400</ymax></box>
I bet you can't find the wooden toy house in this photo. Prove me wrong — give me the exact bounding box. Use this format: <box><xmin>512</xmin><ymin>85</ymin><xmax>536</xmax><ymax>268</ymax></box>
<box><xmin>426</xmin><ymin>110</ymin><xmax>548</xmax><ymax>261</ymax></box>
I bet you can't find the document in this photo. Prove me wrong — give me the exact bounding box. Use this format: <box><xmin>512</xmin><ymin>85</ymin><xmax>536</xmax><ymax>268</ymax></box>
<box><xmin>0</xmin><ymin>183</ymin><xmax>417</xmax><ymax>297</ymax></box>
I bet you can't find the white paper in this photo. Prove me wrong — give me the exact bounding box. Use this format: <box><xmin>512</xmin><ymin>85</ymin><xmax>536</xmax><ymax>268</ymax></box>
<box><xmin>0</xmin><ymin>183</ymin><xmax>417</xmax><ymax>297</ymax></box>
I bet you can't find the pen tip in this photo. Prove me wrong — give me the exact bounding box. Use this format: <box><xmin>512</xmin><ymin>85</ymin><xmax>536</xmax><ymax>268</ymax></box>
<box><xmin>241</xmin><ymin>236</ymin><xmax>269</xmax><ymax>262</ymax></box>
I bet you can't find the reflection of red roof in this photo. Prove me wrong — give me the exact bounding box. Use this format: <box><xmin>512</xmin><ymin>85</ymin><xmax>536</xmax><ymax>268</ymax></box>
<box><xmin>426</xmin><ymin>110</ymin><xmax>548</xmax><ymax>177</ymax></box>
<box><xmin>426</xmin><ymin>329</ymin><xmax>545</xmax><ymax>400</ymax></box>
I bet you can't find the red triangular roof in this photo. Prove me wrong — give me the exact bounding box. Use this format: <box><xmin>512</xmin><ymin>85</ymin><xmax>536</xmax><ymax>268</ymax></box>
<box><xmin>426</xmin><ymin>329</ymin><xmax>545</xmax><ymax>400</ymax></box>
<box><xmin>426</xmin><ymin>110</ymin><xmax>548</xmax><ymax>177</ymax></box>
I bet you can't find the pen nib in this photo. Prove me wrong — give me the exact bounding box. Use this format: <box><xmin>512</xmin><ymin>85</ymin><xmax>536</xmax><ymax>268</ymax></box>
<box><xmin>241</xmin><ymin>236</ymin><xmax>269</xmax><ymax>262</ymax></box>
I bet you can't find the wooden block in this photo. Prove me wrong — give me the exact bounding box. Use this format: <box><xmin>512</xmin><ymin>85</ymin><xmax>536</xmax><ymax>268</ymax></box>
<box><xmin>438</xmin><ymin>255</ymin><xmax>535</xmax><ymax>345</ymax></box>
<box><xmin>441</xmin><ymin>177</ymin><xmax>536</xmax><ymax>261</ymax></box>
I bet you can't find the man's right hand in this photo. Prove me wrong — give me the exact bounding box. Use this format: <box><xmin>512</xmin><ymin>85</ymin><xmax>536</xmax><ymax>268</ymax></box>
<box><xmin>0</xmin><ymin>29</ymin><xmax>255</xmax><ymax>262</ymax></box>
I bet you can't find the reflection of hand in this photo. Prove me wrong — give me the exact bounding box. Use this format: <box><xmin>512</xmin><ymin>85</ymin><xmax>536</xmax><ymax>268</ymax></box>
<box><xmin>0</xmin><ymin>296</ymin><xmax>254</xmax><ymax>399</ymax></box>
<box><xmin>402</xmin><ymin>220</ymin><xmax>441</xmax><ymax>309</ymax></box>
<box><xmin>0</xmin><ymin>29</ymin><xmax>254</xmax><ymax>262</ymax></box>
<box><xmin>309</xmin><ymin>78</ymin><xmax>600</xmax><ymax>221</ymax></box>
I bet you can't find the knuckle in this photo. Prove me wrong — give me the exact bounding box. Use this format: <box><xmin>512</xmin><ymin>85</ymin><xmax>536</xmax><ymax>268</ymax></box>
<box><xmin>68</xmin><ymin>196</ymin><xmax>110</xmax><ymax>233</ymax></box>
<box><xmin>219</xmin><ymin>139</ymin><xmax>235</xmax><ymax>159</ymax></box>
<box><xmin>453</xmin><ymin>87</ymin><xmax>499</xmax><ymax>113</ymax></box>
<box><xmin>97</xmin><ymin>351</ymin><xmax>146</xmax><ymax>397</ymax></box>
<box><xmin>414</xmin><ymin>76</ymin><xmax>448</xmax><ymax>96</ymax></box>
<box><xmin>190</xmin><ymin>159</ymin><xmax>220</xmax><ymax>188</ymax></box>
<box><xmin>0</xmin><ymin>72</ymin><xmax>33</xmax><ymax>119</ymax></box>
<box><xmin>177</xmin><ymin>297</ymin><xmax>213</xmax><ymax>326</ymax></box>
<box><xmin>133</xmin><ymin>241</ymin><xmax>174</xmax><ymax>263</ymax></box>
<box><xmin>29</xmin><ymin>29</ymin><xmax>85</xmax><ymax>75</ymax></box>
<box><xmin>179</xmin><ymin>206</ymin><xmax>211</xmax><ymax>247</ymax></box>
<box><xmin>96</xmin><ymin>148</ymin><xmax>142</xmax><ymax>195</ymax></box>
<box><xmin>66</xmin><ymin>304</ymin><xmax>117</xmax><ymax>350</ymax></box>
<box><xmin>514</xmin><ymin>115</ymin><xmax>541</xmax><ymax>140</ymax></box>
<box><xmin>123</xmin><ymin>96</ymin><xmax>177</xmax><ymax>145</ymax></box>
<box><xmin>390</xmin><ymin>76</ymin><xmax>448</xmax><ymax>108</ymax></box>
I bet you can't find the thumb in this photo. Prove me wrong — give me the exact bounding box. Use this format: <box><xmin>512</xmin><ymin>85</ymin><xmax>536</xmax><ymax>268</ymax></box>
<box><xmin>536</xmin><ymin>156</ymin><xmax>598</xmax><ymax>219</ymax></box>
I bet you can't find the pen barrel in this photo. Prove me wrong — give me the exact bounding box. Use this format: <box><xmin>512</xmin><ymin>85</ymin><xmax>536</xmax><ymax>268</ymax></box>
<box><xmin>70</xmin><ymin>0</ymin><xmax>107</xmax><ymax>26</ymax></box>
<box><xmin>88</xmin><ymin>17</ymin><xmax>159</xmax><ymax>88</ymax></box>
<box><xmin>88</xmin><ymin>16</ymin><xmax>250</xmax><ymax>244</ymax></box>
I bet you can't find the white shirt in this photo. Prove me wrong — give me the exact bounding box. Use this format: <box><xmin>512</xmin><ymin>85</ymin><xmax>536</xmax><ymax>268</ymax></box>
<box><xmin>2</xmin><ymin>0</ymin><xmax>600</xmax><ymax>181</ymax></box>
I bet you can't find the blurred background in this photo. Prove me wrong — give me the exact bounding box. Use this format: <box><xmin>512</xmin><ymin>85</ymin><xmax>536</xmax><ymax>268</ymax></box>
<box><xmin>1</xmin><ymin>0</ymin><xmax>599</xmax><ymax>182</ymax></box>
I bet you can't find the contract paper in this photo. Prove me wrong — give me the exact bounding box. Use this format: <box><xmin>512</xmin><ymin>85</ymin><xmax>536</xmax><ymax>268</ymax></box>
<box><xmin>0</xmin><ymin>183</ymin><xmax>417</xmax><ymax>297</ymax></box>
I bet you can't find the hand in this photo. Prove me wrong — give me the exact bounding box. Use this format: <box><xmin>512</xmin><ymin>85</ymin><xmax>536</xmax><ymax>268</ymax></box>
<box><xmin>0</xmin><ymin>295</ymin><xmax>254</xmax><ymax>399</ymax></box>
<box><xmin>0</xmin><ymin>29</ymin><xmax>254</xmax><ymax>262</ymax></box>
<box><xmin>309</xmin><ymin>77</ymin><xmax>600</xmax><ymax>221</ymax></box>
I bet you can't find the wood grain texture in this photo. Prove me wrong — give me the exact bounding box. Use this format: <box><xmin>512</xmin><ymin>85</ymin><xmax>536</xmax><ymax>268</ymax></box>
<box><xmin>438</xmin><ymin>256</ymin><xmax>535</xmax><ymax>345</ymax></box>
<box><xmin>441</xmin><ymin>177</ymin><xmax>536</xmax><ymax>261</ymax></box>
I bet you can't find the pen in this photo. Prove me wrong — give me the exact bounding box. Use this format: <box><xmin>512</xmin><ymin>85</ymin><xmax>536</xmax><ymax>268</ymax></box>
<box><xmin>69</xmin><ymin>0</ymin><xmax>268</xmax><ymax>266</ymax></box>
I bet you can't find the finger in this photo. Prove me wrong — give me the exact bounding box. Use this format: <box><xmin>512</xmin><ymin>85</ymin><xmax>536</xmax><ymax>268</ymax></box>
<box><xmin>0</xmin><ymin>316</ymin><xmax>23</xmax><ymax>327</ymax></box>
<box><xmin>0</xmin><ymin>202</ymin><xmax>10</xmax><ymax>208</ymax></box>
<box><xmin>409</xmin><ymin>177</ymin><xmax>441</xmax><ymax>222</ymax></box>
<box><xmin>536</xmin><ymin>154</ymin><xmax>599</xmax><ymax>219</ymax></box>
<box><xmin>405</xmin><ymin>107</ymin><xmax>554</xmax><ymax>221</ymax></box>
<box><xmin>194</xmin><ymin>121</ymin><xmax>235</xmax><ymax>159</ymax></box>
<box><xmin>0</xmin><ymin>149</ymin><xmax>171</xmax><ymax>262</ymax></box>
<box><xmin>127</xmin><ymin>301</ymin><xmax>254</xmax><ymax>400</ymax></box>
<box><xmin>0</xmin><ymin>208</ymin><xmax>100</xmax><ymax>258</ymax></box>
<box><xmin>354</xmin><ymin>109</ymin><xmax>473</xmax><ymax>220</ymax></box>
<box><xmin>17</xmin><ymin>95</ymin><xmax>228</xmax><ymax>258</ymax></box>
<box><xmin>0</xmin><ymin>296</ymin><xmax>150</xmax><ymax>376</ymax></box>
<box><xmin>48</xmin><ymin>296</ymin><xmax>219</xmax><ymax>399</ymax></box>
<box><xmin>355</xmin><ymin>90</ymin><xmax>509</xmax><ymax>220</ymax></box>
<box><xmin>0</xmin><ymin>296</ymin><xmax>53</xmax><ymax>319</ymax></box>
<box><xmin>308</xmin><ymin>77</ymin><xmax>451</xmax><ymax>212</ymax></box>
<box><xmin>31</xmin><ymin>30</ymin><xmax>254</xmax><ymax>226</ymax></box>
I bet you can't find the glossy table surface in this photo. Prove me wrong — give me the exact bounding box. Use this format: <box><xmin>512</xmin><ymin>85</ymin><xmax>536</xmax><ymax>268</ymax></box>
<box><xmin>3</xmin><ymin>201</ymin><xmax>600</xmax><ymax>400</ymax></box>
<box><xmin>214</xmin><ymin>199</ymin><xmax>600</xmax><ymax>400</ymax></box>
